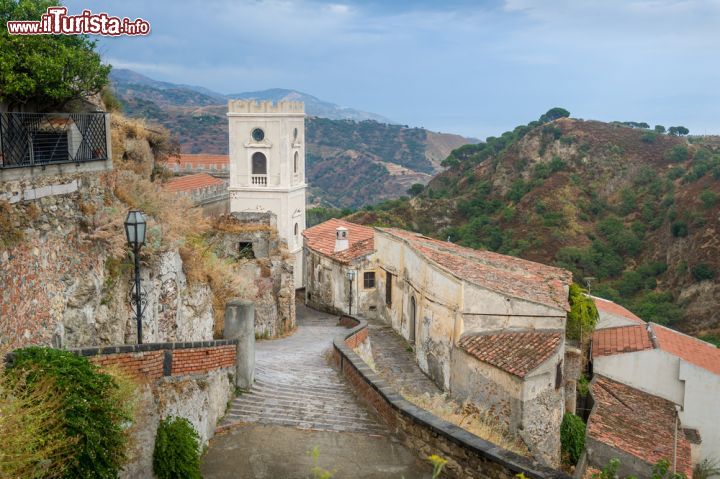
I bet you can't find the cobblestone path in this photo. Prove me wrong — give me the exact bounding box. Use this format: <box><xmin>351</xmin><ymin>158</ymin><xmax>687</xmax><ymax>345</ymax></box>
<box><xmin>220</xmin><ymin>304</ymin><xmax>385</xmax><ymax>434</ymax></box>
<box><xmin>366</xmin><ymin>319</ymin><xmax>441</xmax><ymax>397</ymax></box>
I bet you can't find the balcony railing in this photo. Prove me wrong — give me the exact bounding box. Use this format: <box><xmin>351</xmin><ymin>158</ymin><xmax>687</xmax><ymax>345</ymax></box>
<box><xmin>251</xmin><ymin>174</ymin><xmax>268</xmax><ymax>186</ymax></box>
<box><xmin>0</xmin><ymin>112</ymin><xmax>108</xmax><ymax>169</ymax></box>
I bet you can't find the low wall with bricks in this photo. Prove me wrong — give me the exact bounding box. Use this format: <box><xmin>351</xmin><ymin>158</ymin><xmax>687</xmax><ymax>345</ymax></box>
<box><xmin>73</xmin><ymin>339</ymin><xmax>238</xmax><ymax>479</ymax></box>
<box><xmin>73</xmin><ymin>339</ymin><xmax>238</xmax><ymax>381</ymax></box>
<box><xmin>332</xmin><ymin>318</ymin><xmax>571</xmax><ymax>479</ymax></box>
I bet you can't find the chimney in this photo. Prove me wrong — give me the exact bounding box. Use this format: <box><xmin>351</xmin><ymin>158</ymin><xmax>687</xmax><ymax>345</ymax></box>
<box><xmin>335</xmin><ymin>226</ymin><xmax>349</xmax><ymax>252</ymax></box>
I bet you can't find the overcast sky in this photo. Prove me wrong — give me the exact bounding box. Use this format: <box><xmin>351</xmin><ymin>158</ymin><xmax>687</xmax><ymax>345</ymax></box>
<box><xmin>64</xmin><ymin>0</ymin><xmax>720</xmax><ymax>138</ymax></box>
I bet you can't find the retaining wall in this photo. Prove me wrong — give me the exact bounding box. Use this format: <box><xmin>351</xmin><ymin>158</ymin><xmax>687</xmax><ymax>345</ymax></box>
<box><xmin>332</xmin><ymin>317</ymin><xmax>571</xmax><ymax>479</ymax></box>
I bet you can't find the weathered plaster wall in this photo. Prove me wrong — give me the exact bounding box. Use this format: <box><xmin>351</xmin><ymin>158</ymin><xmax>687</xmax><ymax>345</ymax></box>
<box><xmin>450</xmin><ymin>346</ymin><xmax>564</xmax><ymax>467</ymax></box>
<box><xmin>305</xmin><ymin>248</ymin><xmax>379</xmax><ymax>319</ymax></box>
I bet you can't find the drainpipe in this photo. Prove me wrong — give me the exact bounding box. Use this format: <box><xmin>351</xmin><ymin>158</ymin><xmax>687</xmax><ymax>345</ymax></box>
<box><xmin>673</xmin><ymin>405</ymin><xmax>680</xmax><ymax>475</ymax></box>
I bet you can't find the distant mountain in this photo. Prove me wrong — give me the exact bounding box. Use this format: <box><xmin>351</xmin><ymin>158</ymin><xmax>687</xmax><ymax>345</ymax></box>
<box><xmin>109</xmin><ymin>69</ymin><xmax>393</xmax><ymax>122</ymax></box>
<box><xmin>109</xmin><ymin>69</ymin><xmax>475</xmax><ymax>208</ymax></box>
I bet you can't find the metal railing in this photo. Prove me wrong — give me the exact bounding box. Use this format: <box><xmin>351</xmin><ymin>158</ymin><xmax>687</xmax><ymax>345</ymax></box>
<box><xmin>0</xmin><ymin>112</ymin><xmax>108</xmax><ymax>169</ymax></box>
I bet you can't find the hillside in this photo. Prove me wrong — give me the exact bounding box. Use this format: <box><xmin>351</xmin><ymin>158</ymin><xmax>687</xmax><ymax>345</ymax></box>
<box><xmin>349</xmin><ymin>116</ymin><xmax>720</xmax><ymax>337</ymax></box>
<box><xmin>110</xmin><ymin>69</ymin><xmax>472</xmax><ymax>208</ymax></box>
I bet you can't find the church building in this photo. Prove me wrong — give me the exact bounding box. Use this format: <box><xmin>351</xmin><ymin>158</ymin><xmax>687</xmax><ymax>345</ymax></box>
<box><xmin>227</xmin><ymin>100</ymin><xmax>307</xmax><ymax>286</ymax></box>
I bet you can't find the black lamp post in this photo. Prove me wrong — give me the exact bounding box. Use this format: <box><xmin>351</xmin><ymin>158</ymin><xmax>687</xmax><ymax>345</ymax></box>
<box><xmin>346</xmin><ymin>270</ymin><xmax>356</xmax><ymax>316</ymax></box>
<box><xmin>124</xmin><ymin>210</ymin><xmax>147</xmax><ymax>344</ymax></box>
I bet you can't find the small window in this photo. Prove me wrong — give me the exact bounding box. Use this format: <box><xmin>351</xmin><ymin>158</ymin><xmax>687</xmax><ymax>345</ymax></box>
<box><xmin>385</xmin><ymin>271</ymin><xmax>393</xmax><ymax>306</ymax></box>
<box><xmin>252</xmin><ymin>152</ymin><xmax>267</xmax><ymax>175</ymax></box>
<box><xmin>293</xmin><ymin>127</ymin><xmax>298</xmax><ymax>140</ymax></box>
<box><xmin>252</xmin><ymin>128</ymin><xmax>265</xmax><ymax>142</ymax></box>
<box><xmin>294</xmin><ymin>223</ymin><xmax>299</xmax><ymax>245</ymax></box>
<box><xmin>555</xmin><ymin>361</ymin><xmax>563</xmax><ymax>389</ymax></box>
<box><xmin>238</xmin><ymin>242</ymin><xmax>255</xmax><ymax>259</ymax></box>
<box><xmin>364</xmin><ymin>272</ymin><xmax>376</xmax><ymax>289</ymax></box>
<box><xmin>294</xmin><ymin>151</ymin><xmax>299</xmax><ymax>174</ymax></box>
<box><xmin>318</xmin><ymin>269</ymin><xmax>323</xmax><ymax>283</ymax></box>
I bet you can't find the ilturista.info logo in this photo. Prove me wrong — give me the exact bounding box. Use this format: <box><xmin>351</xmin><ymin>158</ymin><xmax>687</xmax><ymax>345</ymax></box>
<box><xmin>6</xmin><ymin>7</ymin><xmax>150</xmax><ymax>36</ymax></box>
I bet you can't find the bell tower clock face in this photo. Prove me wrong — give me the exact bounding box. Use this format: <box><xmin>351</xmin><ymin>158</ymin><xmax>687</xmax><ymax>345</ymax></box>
<box><xmin>251</xmin><ymin>128</ymin><xmax>265</xmax><ymax>142</ymax></box>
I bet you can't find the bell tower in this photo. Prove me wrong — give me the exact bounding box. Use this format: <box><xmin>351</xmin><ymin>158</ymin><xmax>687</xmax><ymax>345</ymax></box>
<box><xmin>227</xmin><ymin>100</ymin><xmax>307</xmax><ymax>287</ymax></box>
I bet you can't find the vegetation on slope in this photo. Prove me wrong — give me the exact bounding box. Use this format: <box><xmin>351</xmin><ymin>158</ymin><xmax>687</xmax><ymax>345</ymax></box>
<box><xmin>349</xmin><ymin>110</ymin><xmax>720</xmax><ymax>335</ymax></box>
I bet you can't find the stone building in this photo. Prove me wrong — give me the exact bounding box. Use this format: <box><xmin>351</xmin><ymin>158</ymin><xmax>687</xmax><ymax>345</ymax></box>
<box><xmin>591</xmin><ymin>295</ymin><xmax>646</xmax><ymax>330</ymax></box>
<box><xmin>303</xmin><ymin>220</ymin><xmax>576</xmax><ymax>466</ymax></box>
<box><xmin>227</xmin><ymin>100</ymin><xmax>306</xmax><ymax>287</ymax></box>
<box><xmin>303</xmin><ymin>218</ymin><xmax>377</xmax><ymax>317</ymax></box>
<box><xmin>164</xmin><ymin>172</ymin><xmax>229</xmax><ymax>216</ymax></box>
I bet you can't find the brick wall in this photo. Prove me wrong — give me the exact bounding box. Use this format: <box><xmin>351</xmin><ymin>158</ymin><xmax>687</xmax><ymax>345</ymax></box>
<box><xmin>73</xmin><ymin>340</ymin><xmax>237</xmax><ymax>383</ymax></box>
<box><xmin>333</xmin><ymin>319</ymin><xmax>571</xmax><ymax>479</ymax></box>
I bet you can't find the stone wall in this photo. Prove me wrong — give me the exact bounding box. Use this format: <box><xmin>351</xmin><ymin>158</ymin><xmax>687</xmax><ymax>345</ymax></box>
<box><xmin>332</xmin><ymin>318</ymin><xmax>571</xmax><ymax>479</ymax></box>
<box><xmin>207</xmin><ymin>213</ymin><xmax>295</xmax><ymax>338</ymax></box>
<box><xmin>72</xmin><ymin>340</ymin><xmax>237</xmax><ymax>479</ymax></box>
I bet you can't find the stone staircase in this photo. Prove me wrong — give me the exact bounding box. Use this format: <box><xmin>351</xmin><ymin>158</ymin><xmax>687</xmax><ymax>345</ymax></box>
<box><xmin>220</xmin><ymin>305</ymin><xmax>385</xmax><ymax>435</ymax></box>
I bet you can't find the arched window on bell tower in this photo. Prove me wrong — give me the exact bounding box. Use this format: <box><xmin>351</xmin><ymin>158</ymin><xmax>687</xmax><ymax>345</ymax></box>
<box><xmin>252</xmin><ymin>152</ymin><xmax>267</xmax><ymax>175</ymax></box>
<box><xmin>293</xmin><ymin>151</ymin><xmax>299</xmax><ymax>175</ymax></box>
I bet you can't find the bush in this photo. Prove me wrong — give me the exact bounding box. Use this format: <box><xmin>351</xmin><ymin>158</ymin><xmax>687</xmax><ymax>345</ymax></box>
<box><xmin>566</xmin><ymin>283</ymin><xmax>599</xmax><ymax>340</ymax></box>
<box><xmin>9</xmin><ymin>347</ymin><xmax>136</xmax><ymax>479</ymax></box>
<box><xmin>666</xmin><ymin>145</ymin><xmax>690</xmax><ymax>163</ymax></box>
<box><xmin>407</xmin><ymin>183</ymin><xmax>425</xmax><ymax>196</ymax></box>
<box><xmin>153</xmin><ymin>417</ymin><xmax>202</xmax><ymax>479</ymax></box>
<box><xmin>699</xmin><ymin>189</ymin><xmax>719</xmax><ymax>208</ymax></box>
<box><xmin>671</xmin><ymin>221</ymin><xmax>688</xmax><ymax>237</ymax></box>
<box><xmin>641</xmin><ymin>131</ymin><xmax>657</xmax><ymax>143</ymax></box>
<box><xmin>691</xmin><ymin>263</ymin><xmax>715</xmax><ymax>281</ymax></box>
<box><xmin>560</xmin><ymin>413</ymin><xmax>585</xmax><ymax>464</ymax></box>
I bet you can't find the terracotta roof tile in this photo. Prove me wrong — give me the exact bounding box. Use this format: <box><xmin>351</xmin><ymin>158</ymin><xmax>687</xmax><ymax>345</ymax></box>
<box><xmin>303</xmin><ymin>218</ymin><xmax>374</xmax><ymax>263</ymax></box>
<box><xmin>378</xmin><ymin>228</ymin><xmax>572</xmax><ymax>311</ymax></box>
<box><xmin>457</xmin><ymin>330</ymin><xmax>562</xmax><ymax>378</ymax></box>
<box><xmin>174</xmin><ymin>154</ymin><xmax>229</xmax><ymax>167</ymax></box>
<box><xmin>651</xmin><ymin>323</ymin><xmax>720</xmax><ymax>376</ymax></box>
<box><xmin>592</xmin><ymin>296</ymin><xmax>645</xmax><ymax>325</ymax></box>
<box><xmin>588</xmin><ymin>375</ymin><xmax>693</xmax><ymax>478</ymax></box>
<box><xmin>591</xmin><ymin>325</ymin><xmax>653</xmax><ymax>358</ymax></box>
<box><xmin>164</xmin><ymin>173</ymin><xmax>226</xmax><ymax>193</ymax></box>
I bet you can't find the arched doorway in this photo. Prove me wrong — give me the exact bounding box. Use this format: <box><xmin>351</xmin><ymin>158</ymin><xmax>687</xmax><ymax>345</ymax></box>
<box><xmin>409</xmin><ymin>296</ymin><xmax>416</xmax><ymax>344</ymax></box>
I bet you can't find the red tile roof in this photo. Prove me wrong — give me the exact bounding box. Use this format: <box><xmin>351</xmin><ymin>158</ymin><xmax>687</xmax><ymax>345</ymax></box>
<box><xmin>592</xmin><ymin>325</ymin><xmax>653</xmax><ymax>358</ymax></box>
<box><xmin>588</xmin><ymin>375</ymin><xmax>692</xmax><ymax>478</ymax></box>
<box><xmin>457</xmin><ymin>330</ymin><xmax>562</xmax><ymax>378</ymax></box>
<box><xmin>164</xmin><ymin>173</ymin><xmax>226</xmax><ymax>193</ymax></box>
<box><xmin>303</xmin><ymin>218</ymin><xmax>374</xmax><ymax>263</ymax></box>
<box><xmin>592</xmin><ymin>296</ymin><xmax>645</xmax><ymax>325</ymax></box>
<box><xmin>378</xmin><ymin>228</ymin><xmax>572</xmax><ymax>311</ymax></box>
<box><xmin>174</xmin><ymin>154</ymin><xmax>229</xmax><ymax>167</ymax></box>
<box><xmin>651</xmin><ymin>323</ymin><xmax>720</xmax><ymax>376</ymax></box>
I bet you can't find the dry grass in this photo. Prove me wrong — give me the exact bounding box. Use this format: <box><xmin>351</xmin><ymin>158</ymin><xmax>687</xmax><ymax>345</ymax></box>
<box><xmin>211</xmin><ymin>215</ymin><xmax>274</xmax><ymax>234</ymax></box>
<box><xmin>402</xmin><ymin>391</ymin><xmax>531</xmax><ymax>458</ymax></box>
<box><xmin>180</xmin><ymin>234</ymin><xmax>256</xmax><ymax>336</ymax></box>
<box><xmin>0</xmin><ymin>349</ymin><xmax>77</xmax><ymax>479</ymax></box>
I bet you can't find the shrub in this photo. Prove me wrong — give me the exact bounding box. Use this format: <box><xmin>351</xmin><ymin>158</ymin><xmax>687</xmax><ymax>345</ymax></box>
<box><xmin>0</xmin><ymin>351</ymin><xmax>74</xmax><ymax>479</ymax></box>
<box><xmin>641</xmin><ymin>131</ymin><xmax>657</xmax><ymax>143</ymax></box>
<box><xmin>9</xmin><ymin>347</ymin><xmax>136</xmax><ymax>479</ymax></box>
<box><xmin>671</xmin><ymin>221</ymin><xmax>688</xmax><ymax>237</ymax></box>
<box><xmin>153</xmin><ymin>417</ymin><xmax>202</xmax><ymax>479</ymax></box>
<box><xmin>407</xmin><ymin>183</ymin><xmax>425</xmax><ymax>196</ymax></box>
<box><xmin>560</xmin><ymin>413</ymin><xmax>585</xmax><ymax>465</ymax></box>
<box><xmin>666</xmin><ymin>145</ymin><xmax>690</xmax><ymax>163</ymax></box>
<box><xmin>699</xmin><ymin>189</ymin><xmax>719</xmax><ymax>208</ymax></box>
<box><xmin>691</xmin><ymin>263</ymin><xmax>715</xmax><ymax>281</ymax></box>
<box><xmin>630</xmin><ymin>291</ymin><xmax>682</xmax><ymax>325</ymax></box>
<box><xmin>567</xmin><ymin>283</ymin><xmax>599</xmax><ymax>340</ymax></box>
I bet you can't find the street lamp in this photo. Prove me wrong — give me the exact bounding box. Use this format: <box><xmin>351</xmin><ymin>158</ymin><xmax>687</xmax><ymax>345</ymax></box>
<box><xmin>346</xmin><ymin>270</ymin><xmax>356</xmax><ymax>316</ymax></box>
<box><xmin>124</xmin><ymin>210</ymin><xmax>147</xmax><ymax>344</ymax></box>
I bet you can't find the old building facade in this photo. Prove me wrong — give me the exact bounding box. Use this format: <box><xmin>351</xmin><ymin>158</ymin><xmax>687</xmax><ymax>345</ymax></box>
<box><xmin>303</xmin><ymin>220</ymin><xmax>576</xmax><ymax>466</ymax></box>
<box><xmin>227</xmin><ymin>100</ymin><xmax>307</xmax><ymax>287</ymax></box>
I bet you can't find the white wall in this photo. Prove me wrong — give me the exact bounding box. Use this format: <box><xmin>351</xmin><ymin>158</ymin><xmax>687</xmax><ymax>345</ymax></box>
<box><xmin>678</xmin><ymin>361</ymin><xmax>720</xmax><ymax>461</ymax></box>
<box><xmin>593</xmin><ymin>349</ymin><xmax>684</xmax><ymax>405</ymax></box>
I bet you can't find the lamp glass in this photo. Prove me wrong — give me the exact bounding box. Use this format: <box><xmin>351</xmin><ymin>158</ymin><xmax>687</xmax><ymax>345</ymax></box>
<box><xmin>124</xmin><ymin>210</ymin><xmax>147</xmax><ymax>247</ymax></box>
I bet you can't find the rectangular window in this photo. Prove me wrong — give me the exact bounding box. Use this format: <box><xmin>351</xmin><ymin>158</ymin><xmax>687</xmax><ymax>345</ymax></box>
<box><xmin>238</xmin><ymin>242</ymin><xmax>255</xmax><ymax>259</ymax></box>
<box><xmin>555</xmin><ymin>361</ymin><xmax>563</xmax><ymax>389</ymax></box>
<box><xmin>385</xmin><ymin>271</ymin><xmax>393</xmax><ymax>306</ymax></box>
<box><xmin>363</xmin><ymin>271</ymin><xmax>376</xmax><ymax>289</ymax></box>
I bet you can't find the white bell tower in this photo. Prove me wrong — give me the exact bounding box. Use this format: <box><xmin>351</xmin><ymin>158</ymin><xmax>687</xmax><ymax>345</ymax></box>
<box><xmin>227</xmin><ymin>100</ymin><xmax>307</xmax><ymax>287</ymax></box>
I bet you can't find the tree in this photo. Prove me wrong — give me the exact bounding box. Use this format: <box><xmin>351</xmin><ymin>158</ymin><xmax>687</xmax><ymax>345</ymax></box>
<box><xmin>539</xmin><ymin>107</ymin><xmax>570</xmax><ymax>123</ymax></box>
<box><xmin>668</xmin><ymin>126</ymin><xmax>690</xmax><ymax>136</ymax></box>
<box><xmin>407</xmin><ymin>183</ymin><xmax>425</xmax><ymax>196</ymax></box>
<box><xmin>655</xmin><ymin>125</ymin><xmax>666</xmax><ymax>134</ymax></box>
<box><xmin>0</xmin><ymin>0</ymin><xmax>111</xmax><ymax>109</ymax></box>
